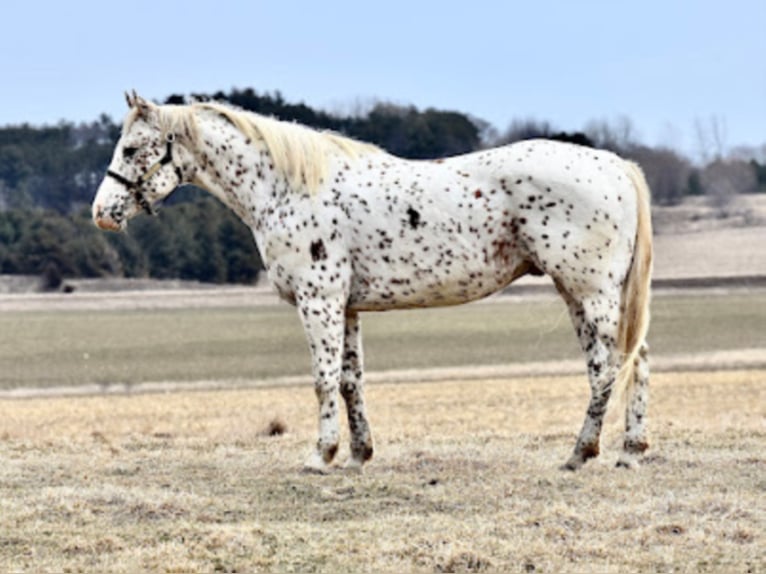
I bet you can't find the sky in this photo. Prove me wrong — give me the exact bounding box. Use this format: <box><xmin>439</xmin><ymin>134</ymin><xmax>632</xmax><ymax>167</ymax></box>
<box><xmin>1</xmin><ymin>0</ymin><xmax>764</xmax><ymax>159</ymax></box>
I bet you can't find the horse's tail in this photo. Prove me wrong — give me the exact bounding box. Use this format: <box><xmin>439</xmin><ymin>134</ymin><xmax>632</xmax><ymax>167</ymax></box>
<box><xmin>615</xmin><ymin>161</ymin><xmax>653</xmax><ymax>393</ymax></box>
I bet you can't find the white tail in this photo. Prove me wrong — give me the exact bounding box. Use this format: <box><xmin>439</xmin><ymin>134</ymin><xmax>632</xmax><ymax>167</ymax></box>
<box><xmin>615</xmin><ymin>161</ymin><xmax>653</xmax><ymax>392</ymax></box>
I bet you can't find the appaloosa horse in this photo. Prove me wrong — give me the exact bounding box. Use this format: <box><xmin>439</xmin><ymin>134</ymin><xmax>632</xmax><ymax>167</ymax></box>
<box><xmin>93</xmin><ymin>93</ymin><xmax>653</xmax><ymax>472</ymax></box>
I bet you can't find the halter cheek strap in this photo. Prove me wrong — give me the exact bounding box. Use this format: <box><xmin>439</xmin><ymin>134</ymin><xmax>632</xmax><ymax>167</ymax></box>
<box><xmin>105</xmin><ymin>134</ymin><xmax>181</xmax><ymax>215</ymax></box>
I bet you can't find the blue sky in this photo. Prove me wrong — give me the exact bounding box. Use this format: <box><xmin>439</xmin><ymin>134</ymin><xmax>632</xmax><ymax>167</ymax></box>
<box><xmin>2</xmin><ymin>0</ymin><xmax>764</xmax><ymax>158</ymax></box>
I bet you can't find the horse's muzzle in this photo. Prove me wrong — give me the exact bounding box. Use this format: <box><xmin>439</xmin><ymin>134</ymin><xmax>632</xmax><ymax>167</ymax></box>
<box><xmin>92</xmin><ymin>203</ymin><xmax>123</xmax><ymax>231</ymax></box>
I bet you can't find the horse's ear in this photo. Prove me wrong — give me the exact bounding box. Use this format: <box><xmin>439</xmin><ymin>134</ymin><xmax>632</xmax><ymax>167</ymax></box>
<box><xmin>125</xmin><ymin>91</ymin><xmax>155</xmax><ymax>119</ymax></box>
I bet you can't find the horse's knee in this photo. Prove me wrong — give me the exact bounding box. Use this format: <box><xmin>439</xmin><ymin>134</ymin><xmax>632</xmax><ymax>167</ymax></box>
<box><xmin>340</xmin><ymin>380</ymin><xmax>358</xmax><ymax>400</ymax></box>
<box><xmin>314</xmin><ymin>373</ymin><xmax>340</xmax><ymax>397</ymax></box>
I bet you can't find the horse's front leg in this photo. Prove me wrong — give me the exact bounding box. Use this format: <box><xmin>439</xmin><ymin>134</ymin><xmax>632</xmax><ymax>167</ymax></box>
<box><xmin>341</xmin><ymin>311</ymin><xmax>373</xmax><ymax>471</ymax></box>
<box><xmin>297</xmin><ymin>293</ymin><xmax>346</xmax><ymax>473</ymax></box>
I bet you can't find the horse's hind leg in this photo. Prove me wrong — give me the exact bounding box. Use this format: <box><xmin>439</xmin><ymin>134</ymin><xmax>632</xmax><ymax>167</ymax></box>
<box><xmin>340</xmin><ymin>311</ymin><xmax>374</xmax><ymax>471</ymax></box>
<box><xmin>617</xmin><ymin>342</ymin><xmax>650</xmax><ymax>468</ymax></box>
<box><xmin>561</xmin><ymin>292</ymin><xmax>622</xmax><ymax>471</ymax></box>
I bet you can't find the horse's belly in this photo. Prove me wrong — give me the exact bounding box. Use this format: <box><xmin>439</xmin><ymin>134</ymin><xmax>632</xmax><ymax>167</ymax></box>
<box><xmin>347</xmin><ymin>238</ymin><xmax>527</xmax><ymax>311</ymax></box>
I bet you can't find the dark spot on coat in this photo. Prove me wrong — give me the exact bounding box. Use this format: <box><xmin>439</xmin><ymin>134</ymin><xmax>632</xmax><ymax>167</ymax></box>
<box><xmin>407</xmin><ymin>206</ymin><xmax>421</xmax><ymax>229</ymax></box>
<box><xmin>310</xmin><ymin>239</ymin><xmax>327</xmax><ymax>262</ymax></box>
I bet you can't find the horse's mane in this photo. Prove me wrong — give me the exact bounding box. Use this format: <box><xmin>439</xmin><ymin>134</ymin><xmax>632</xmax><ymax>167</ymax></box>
<box><xmin>130</xmin><ymin>101</ymin><xmax>381</xmax><ymax>192</ymax></box>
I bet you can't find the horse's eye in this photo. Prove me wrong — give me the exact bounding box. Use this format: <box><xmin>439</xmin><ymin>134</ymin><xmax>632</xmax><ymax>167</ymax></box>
<box><xmin>123</xmin><ymin>146</ymin><xmax>139</xmax><ymax>159</ymax></box>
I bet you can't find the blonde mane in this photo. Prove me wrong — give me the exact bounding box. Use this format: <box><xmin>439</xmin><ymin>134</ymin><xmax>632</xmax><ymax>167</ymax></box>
<box><xmin>169</xmin><ymin>102</ymin><xmax>381</xmax><ymax>192</ymax></box>
<box><xmin>124</xmin><ymin>100</ymin><xmax>381</xmax><ymax>192</ymax></box>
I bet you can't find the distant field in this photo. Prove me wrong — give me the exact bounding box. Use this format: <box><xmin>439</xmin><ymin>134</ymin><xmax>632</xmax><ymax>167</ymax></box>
<box><xmin>1</xmin><ymin>370</ymin><xmax>763</xmax><ymax>573</ymax></box>
<box><xmin>653</xmin><ymin>225</ymin><xmax>766</xmax><ymax>280</ymax></box>
<box><xmin>0</xmin><ymin>291</ymin><xmax>765</xmax><ymax>390</ymax></box>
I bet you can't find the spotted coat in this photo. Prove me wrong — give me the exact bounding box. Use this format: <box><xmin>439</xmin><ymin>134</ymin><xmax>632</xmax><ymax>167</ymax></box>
<box><xmin>93</xmin><ymin>96</ymin><xmax>653</xmax><ymax>472</ymax></box>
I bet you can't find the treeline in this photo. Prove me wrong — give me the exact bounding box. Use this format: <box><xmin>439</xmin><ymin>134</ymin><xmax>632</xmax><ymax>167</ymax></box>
<box><xmin>1</xmin><ymin>88</ymin><xmax>765</xmax><ymax>286</ymax></box>
<box><xmin>168</xmin><ymin>88</ymin><xmax>485</xmax><ymax>160</ymax></box>
<box><xmin>0</xmin><ymin>116</ymin><xmax>117</xmax><ymax>213</ymax></box>
<box><xmin>0</xmin><ymin>197</ymin><xmax>262</xmax><ymax>287</ymax></box>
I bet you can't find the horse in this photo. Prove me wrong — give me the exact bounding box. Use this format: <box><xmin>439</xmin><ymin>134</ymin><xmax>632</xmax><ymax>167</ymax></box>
<box><xmin>93</xmin><ymin>93</ymin><xmax>653</xmax><ymax>473</ymax></box>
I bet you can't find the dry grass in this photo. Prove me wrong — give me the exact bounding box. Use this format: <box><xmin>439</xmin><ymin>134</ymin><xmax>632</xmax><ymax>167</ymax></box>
<box><xmin>1</xmin><ymin>369</ymin><xmax>764</xmax><ymax>573</ymax></box>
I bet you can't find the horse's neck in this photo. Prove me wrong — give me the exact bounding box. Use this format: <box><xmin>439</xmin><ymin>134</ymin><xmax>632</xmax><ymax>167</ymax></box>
<box><xmin>190</xmin><ymin>115</ymin><xmax>285</xmax><ymax>227</ymax></box>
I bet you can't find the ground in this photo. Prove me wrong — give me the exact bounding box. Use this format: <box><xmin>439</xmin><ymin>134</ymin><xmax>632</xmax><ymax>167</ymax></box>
<box><xmin>1</xmin><ymin>370</ymin><xmax>764</xmax><ymax>573</ymax></box>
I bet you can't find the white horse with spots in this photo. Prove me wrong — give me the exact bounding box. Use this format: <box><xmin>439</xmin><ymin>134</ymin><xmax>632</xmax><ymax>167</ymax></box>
<box><xmin>93</xmin><ymin>94</ymin><xmax>652</xmax><ymax>472</ymax></box>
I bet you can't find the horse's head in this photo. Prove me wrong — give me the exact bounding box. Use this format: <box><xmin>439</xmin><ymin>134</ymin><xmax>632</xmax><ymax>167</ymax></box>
<box><xmin>92</xmin><ymin>92</ymin><xmax>193</xmax><ymax>231</ymax></box>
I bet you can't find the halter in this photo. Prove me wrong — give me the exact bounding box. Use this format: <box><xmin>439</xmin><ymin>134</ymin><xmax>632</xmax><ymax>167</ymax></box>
<box><xmin>105</xmin><ymin>133</ymin><xmax>180</xmax><ymax>215</ymax></box>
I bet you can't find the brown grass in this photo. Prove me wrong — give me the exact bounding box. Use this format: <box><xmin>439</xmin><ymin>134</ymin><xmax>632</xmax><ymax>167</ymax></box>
<box><xmin>1</xmin><ymin>370</ymin><xmax>764</xmax><ymax>573</ymax></box>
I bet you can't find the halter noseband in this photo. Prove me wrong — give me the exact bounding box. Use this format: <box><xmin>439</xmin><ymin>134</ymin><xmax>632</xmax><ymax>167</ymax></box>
<box><xmin>105</xmin><ymin>133</ymin><xmax>179</xmax><ymax>215</ymax></box>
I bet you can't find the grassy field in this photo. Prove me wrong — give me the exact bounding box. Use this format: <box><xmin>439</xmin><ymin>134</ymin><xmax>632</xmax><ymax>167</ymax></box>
<box><xmin>1</xmin><ymin>370</ymin><xmax>764</xmax><ymax>573</ymax></box>
<box><xmin>0</xmin><ymin>291</ymin><xmax>765</xmax><ymax>389</ymax></box>
<box><xmin>0</xmin><ymin>290</ymin><xmax>764</xmax><ymax>572</ymax></box>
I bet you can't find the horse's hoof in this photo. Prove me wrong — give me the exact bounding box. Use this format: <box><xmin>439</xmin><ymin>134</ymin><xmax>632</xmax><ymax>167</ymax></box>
<box><xmin>560</xmin><ymin>456</ymin><xmax>584</xmax><ymax>472</ymax></box>
<box><xmin>302</xmin><ymin>451</ymin><xmax>331</xmax><ymax>474</ymax></box>
<box><xmin>616</xmin><ymin>453</ymin><xmax>640</xmax><ymax>469</ymax></box>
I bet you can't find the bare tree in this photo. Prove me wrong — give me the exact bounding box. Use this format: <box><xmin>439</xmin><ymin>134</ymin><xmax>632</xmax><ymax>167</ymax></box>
<box><xmin>329</xmin><ymin>96</ymin><xmax>379</xmax><ymax>120</ymax></box>
<box><xmin>628</xmin><ymin>145</ymin><xmax>692</xmax><ymax>206</ymax></box>
<box><xmin>471</xmin><ymin>116</ymin><xmax>499</xmax><ymax>148</ymax></box>
<box><xmin>699</xmin><ymin>159</ymin><xmax>757</xmax><ymax>213</ymax></box>
<box><xmin>495</xmin><ymin>118</ymin><xmax>555</xmax><ymax>145</ymax></box>
<box><xmin>728</xmin><ymin>144</ymin><xmax>766</xmax><ymax>163</ymax></box>
<box><xmin>693</xmin><ymin>115</ymin><xmax>728</xmax><ymax>163</ymax></box>
<box><xmin>584</xmin><ymin>116</ymin><xmax>638</xmax><ymax>153</ymax></box>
